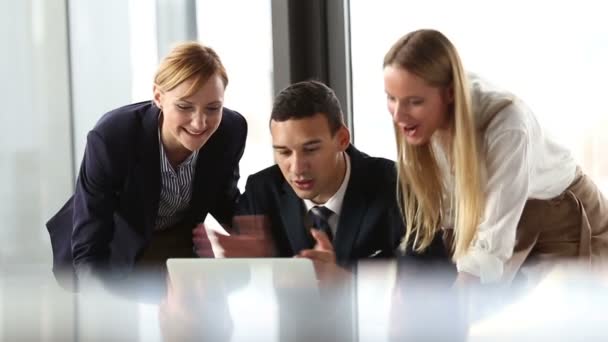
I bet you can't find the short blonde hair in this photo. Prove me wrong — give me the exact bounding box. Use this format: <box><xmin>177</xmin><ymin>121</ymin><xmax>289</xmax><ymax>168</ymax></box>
<box><xmin>154</xmin><ymin>42</ymin><xmax>228</xmax><ymax>97</ymax></box>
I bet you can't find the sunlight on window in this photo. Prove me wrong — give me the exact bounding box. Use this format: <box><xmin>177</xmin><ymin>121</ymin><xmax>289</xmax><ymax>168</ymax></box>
<box><xmin>196</xmin><ymin>0</ymin><xmax>275</xmax><ymax>190</ymax></box>
<box><xmin>128</xmin><ymin>0</ymin><xmax>158</xmax><ymax>102</ymax></box>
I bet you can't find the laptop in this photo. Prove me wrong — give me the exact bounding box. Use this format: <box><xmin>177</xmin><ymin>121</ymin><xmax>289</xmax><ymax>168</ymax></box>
<box><xmin>166</xmin><ymin>258</ymin><xmax>320</xmax><ymax>295</ymax></box>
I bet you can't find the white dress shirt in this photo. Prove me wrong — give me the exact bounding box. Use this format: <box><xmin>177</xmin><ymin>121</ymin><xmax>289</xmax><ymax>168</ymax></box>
<box><xmin>303</xmin><ymin>152</ymin><xmax>351</xmax><ymax>237</ymax></box>
<box><xmin>435</xmin><ymin>74</ymin><xmax>577</xmax><ymax>283</ymax></box>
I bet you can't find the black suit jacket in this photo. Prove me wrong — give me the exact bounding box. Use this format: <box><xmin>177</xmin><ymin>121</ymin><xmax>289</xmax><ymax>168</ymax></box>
<box><xmin>46</xmin><ymin>101</ymin><xmax>247</xmax><ymax>285</ymax></box>
<box><xmin>235</xmin><ymin>145</ymin><xmax>404</xmax><ymax>266</ymax></box>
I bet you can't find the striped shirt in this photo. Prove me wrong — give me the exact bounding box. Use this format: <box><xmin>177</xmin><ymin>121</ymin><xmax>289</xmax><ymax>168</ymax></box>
<box><xmin>155</xmin><ymin>129</ymin><xmax>199</xmax><ymax>230</ymax></box>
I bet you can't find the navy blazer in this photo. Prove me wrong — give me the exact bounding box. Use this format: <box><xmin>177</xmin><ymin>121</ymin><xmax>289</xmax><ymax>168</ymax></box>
<box><xmin>46</xmin><ymin>101</ymin><xmax>247</xmax><ymax>285</ymax></box>
<box><xmin>235</xmin><ymin>145</ymin><xmax>405</xmax><ymax>266</ymax></box>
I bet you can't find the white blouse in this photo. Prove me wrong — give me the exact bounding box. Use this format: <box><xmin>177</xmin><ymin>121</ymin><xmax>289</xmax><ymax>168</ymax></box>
<box><xmin>435</xmin><ymin>74</ymin><xmax>577</xmax><ymax>283</ymax></box>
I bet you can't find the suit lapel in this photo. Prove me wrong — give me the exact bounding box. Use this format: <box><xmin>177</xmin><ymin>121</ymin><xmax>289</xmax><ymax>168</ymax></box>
<box><xmin>187</xmin><ymin>135</ymin><xmax>218</xmax><ymax>223</ymax></box>
<box><xmin>279</xmin><ymin>181</ymin><xmax>314</xmax><ymax>252</ymax></box>
<box><xmin>139</xmin><ymin>103</ymin><xmax>162</xmax><ymax>237</ymax></box>
<box><xmin>333</xmin><ymin>146</ymin><xmax>369</xmax><ymax>262</ymax></box>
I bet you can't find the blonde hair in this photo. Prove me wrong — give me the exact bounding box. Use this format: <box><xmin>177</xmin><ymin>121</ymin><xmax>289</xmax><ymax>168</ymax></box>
<box><xmin>154</xmin><ymin>42</ymin><xmax>228</xmax><ymax>97</ymax></box>
<box><xmin>384</xmin><ymin>29</ymin><xmax>485</xmax><ymax>260</ymax></box>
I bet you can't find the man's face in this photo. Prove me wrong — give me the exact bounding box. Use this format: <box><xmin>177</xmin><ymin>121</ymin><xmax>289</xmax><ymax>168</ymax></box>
<box><xmin>270</xmin><ymin>113</ymin><xmax>350</xmax><ymax>204</ymax></box>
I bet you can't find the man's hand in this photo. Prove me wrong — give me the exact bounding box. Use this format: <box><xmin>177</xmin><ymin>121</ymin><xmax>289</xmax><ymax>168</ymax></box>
<box><xmin>215</xmin><ymin>215</ymin><xmax>275</xmax><ymax>258</ymax></box>
<box><xmin>297</xmin><ymin>229</ymin><xmax>353</xmax><ymax>288</ymax></box>
<box><xmin>298</xmin><ymin>229</ymin><xmax>336</xmax><ymax>264</ymax></box>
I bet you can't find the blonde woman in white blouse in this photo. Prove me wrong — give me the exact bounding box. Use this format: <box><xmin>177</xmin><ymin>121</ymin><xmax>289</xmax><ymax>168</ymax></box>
<box><xmin>383</xmin><ymin>29</ymin><xmax>608</xmax><ymax>285</ymax></box>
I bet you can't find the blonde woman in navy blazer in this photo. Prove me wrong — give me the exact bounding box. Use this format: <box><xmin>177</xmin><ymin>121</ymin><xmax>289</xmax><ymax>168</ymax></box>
<box><xmin>47</xmin><ymin>42</ymin><xmax>247</xmax><ymax>288</ymax></box>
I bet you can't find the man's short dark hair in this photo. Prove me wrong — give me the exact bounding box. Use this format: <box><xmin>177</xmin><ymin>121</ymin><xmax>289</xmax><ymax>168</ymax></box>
<box><xmin>270</xmin><ymin>80</ymin><xmax>345</xmax><ymax>135</ymax></box>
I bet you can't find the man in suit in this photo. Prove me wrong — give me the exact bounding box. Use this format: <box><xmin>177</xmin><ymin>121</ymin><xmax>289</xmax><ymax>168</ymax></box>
<box><xmin>195</xmin><ymin>80</ymin><xmax>404</xmax><ymax>267</ymax></box>
<box><xmin>195</xmin><ymin>80</ymin><xmax>463</xmax><ymax>341</ymax></box>
<box><xmin>192</xmin><ymin>80</ymin><xmax>404</xmax><ymax>341</ymax></box>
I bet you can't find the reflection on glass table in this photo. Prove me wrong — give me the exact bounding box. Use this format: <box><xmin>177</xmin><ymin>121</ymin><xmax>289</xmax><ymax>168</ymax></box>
<box><xmin>356</xmin><ymin>259</ymin><xmax>608</xmax><ymax>342</ymax></box>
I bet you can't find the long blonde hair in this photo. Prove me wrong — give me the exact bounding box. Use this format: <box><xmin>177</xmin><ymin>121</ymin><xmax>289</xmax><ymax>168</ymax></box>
<box><xmin>384</xmin><ymin>29</ymin><xmax>484</xmax><ymax>260</ymax></box>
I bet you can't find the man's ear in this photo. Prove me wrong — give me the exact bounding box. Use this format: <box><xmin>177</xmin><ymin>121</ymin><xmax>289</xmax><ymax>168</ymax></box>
<box><xmin>336</xmin><ymin>125</ymin><xmax>351</xmax><ymax>151</ymax></box>
<box><xmin>152</xmin><ymin>84</ymin><xmax>163</xmax><ymax>108</ymax></box>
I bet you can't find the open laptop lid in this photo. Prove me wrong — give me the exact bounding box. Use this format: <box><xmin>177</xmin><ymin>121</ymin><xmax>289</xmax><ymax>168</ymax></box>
<box><xmin>166</xmin><ymin>258</ymin><xmax>319</xmax><ymax>294</ymax></box>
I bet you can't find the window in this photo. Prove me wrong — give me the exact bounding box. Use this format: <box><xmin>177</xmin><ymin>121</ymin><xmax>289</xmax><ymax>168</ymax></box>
<box><xmin>0</xmin><ymin>0</ymin><xmax>72</xmax><ymax>268</ymax></box>
<box><xmin>196</xmin><ymin>0</ymin><xmax>275</xmax><ymax>189</ymax></box>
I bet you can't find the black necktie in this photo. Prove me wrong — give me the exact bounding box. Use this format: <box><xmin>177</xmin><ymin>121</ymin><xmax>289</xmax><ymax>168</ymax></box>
<box><xmin>309</xmin><ymin>206</ymin><xmax>334</xmax><ymax>241</ymax></box>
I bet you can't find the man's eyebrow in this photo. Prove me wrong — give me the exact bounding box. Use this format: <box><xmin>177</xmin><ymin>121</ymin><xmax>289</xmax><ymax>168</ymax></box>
<box><xmin>302</xmin><ymin>139</ymin><xmax>322</xmax><ymax>146</ymax></box>
<box><xmin>273</xmin><ymin>139</ymin><xmax>322</xmax><ymax>150</ymax></box>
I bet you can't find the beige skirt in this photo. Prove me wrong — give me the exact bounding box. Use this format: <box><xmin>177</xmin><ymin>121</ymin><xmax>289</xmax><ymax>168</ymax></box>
<box><xmin>504</xmin><ymin>167</ymin><xmax>608</xmax><ymax>284</ymax></box>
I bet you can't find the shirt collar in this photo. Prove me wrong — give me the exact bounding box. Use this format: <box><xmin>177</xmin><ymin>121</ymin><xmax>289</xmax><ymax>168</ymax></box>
<box><xmin>303</xmin><ymin>152</ymin><xmax>351</xmax><ymax>217</ymax></box>
<box><xmin>158</xmin><ymin>124</ymin><xmax>199</xmax><ymax>172</ymax></box>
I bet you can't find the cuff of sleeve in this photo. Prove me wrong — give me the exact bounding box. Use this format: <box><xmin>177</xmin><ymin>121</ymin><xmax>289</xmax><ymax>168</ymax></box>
<box><xmin>456</xmin><ymin>250</ymin><xmax>504</xmax><ymax>284</ymax></box>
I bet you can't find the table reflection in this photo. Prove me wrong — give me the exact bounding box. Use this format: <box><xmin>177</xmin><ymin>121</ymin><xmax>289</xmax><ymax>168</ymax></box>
<box><xmin>1</xmin><ymin>260</ymin><xmax>607</xmax><ymax>341</ymax></box>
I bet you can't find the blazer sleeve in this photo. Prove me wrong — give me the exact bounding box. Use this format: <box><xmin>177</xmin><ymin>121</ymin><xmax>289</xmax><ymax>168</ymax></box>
<box><xmin>234</xmin><ymin>174</ymin><xmax>266</xmax><ymax>217</ymax></box>
<box><xmin>71</xmin><ymin>130</ymin><xmax>125</xmax><ymax>277</ymax></box>
<box><xmin>209</xmin><ymin>112</ymin><xmax>248</xmax><ymax>226</ymax></box>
